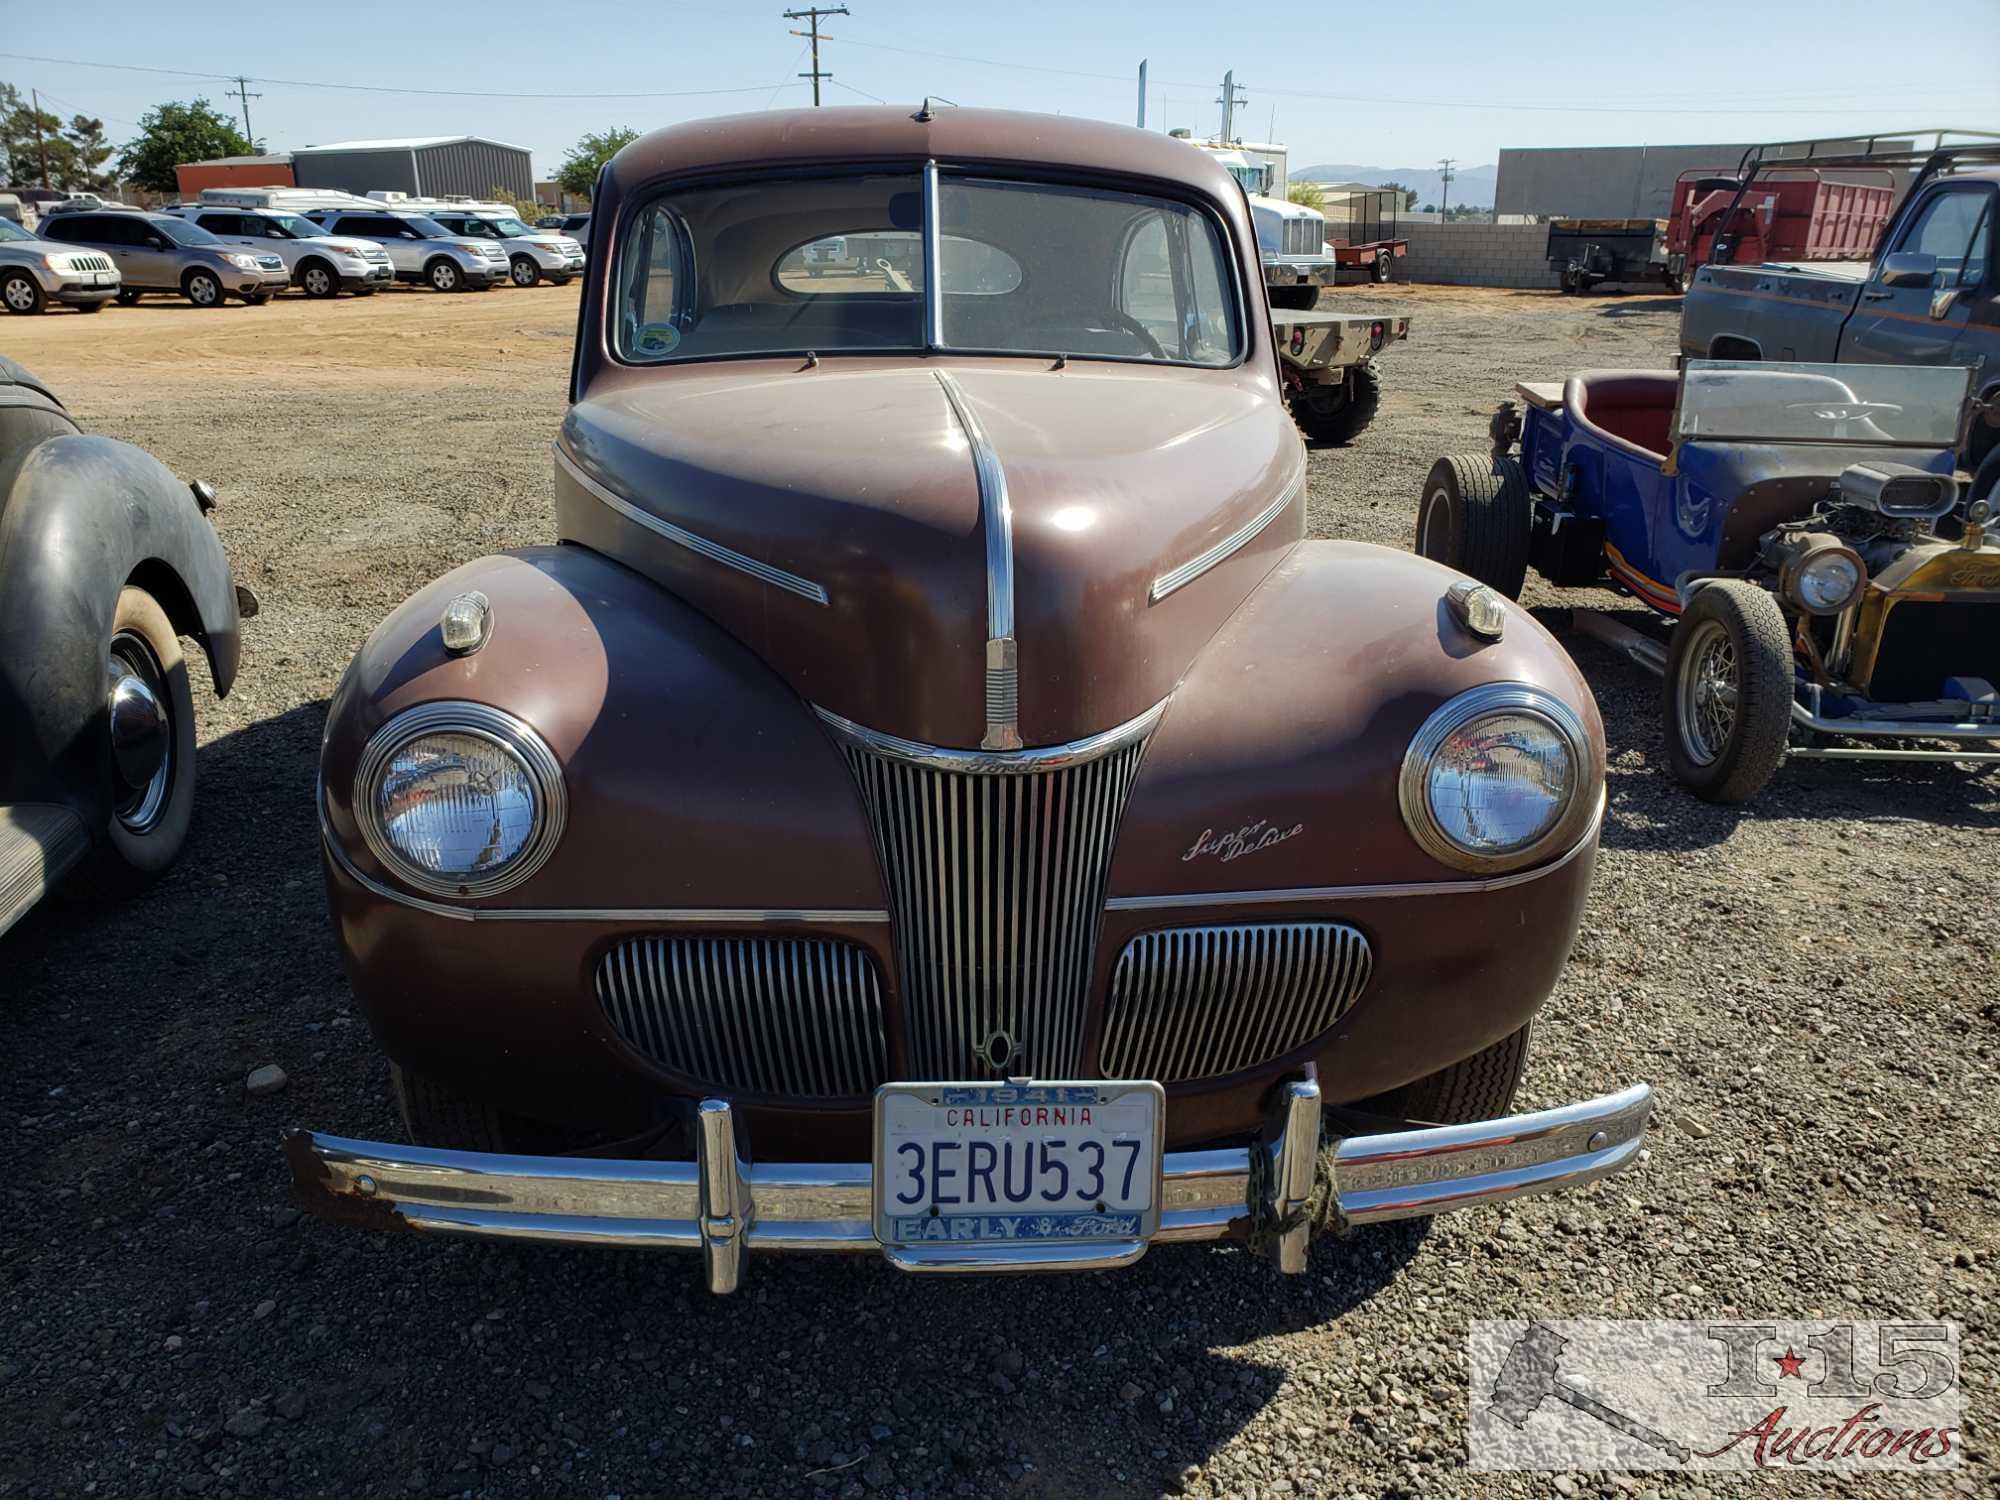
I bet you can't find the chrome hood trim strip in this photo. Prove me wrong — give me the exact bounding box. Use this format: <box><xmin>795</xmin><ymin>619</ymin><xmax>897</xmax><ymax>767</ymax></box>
<box><xmin>814</xmin><ymin>697</ymin><xmax>1167</xmax><ymax>775</ymax></box>
<box><xmin>1104</xmin><ymin>790</ymin><xmax>1605</xmax><ymax>911</ymax></box>
<box><xmin>1150</xmin><ymin>468</ymin><xmax>1302</xmax><ymax>604</ymax></box>
<box><xmin>934</xmin><ymin>369</ymin><xmax>1021</xmax><ymax>751</ymax></box>
<box><xmin>322</xmin><ymin>804</ymin><xmax>885</xmax><ymax>925</ymax></box>
<box><xmin>554</xmin><ymin>443</ymin><xmax>830</xmax><ymax>607</ymax></box>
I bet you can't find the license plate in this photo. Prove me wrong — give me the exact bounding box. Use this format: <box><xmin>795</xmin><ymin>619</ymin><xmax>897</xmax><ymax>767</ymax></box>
<box><xmin>91</xmin><ymin>274</ymin><xmax>113</xmax><ymax>285</ymax></box>
<box><xmin>873</xmin><ymin>1080</ymin><xmax>1163</xmax><ymax>1249</ymax></box>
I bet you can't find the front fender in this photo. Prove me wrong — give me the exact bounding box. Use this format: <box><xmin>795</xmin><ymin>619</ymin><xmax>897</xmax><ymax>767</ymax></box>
<box><xmin>318</xmin><ymin>544</ymin><xmax>884</xmax><ymax>914</ymax></box>
<box><xmin>0</xmin><ymin>429</ymin><xmax>240</xmax><ymax>810</ymax></box>
<box><xmin>1110</xmin><ymin>539</ymin><xmax>1604</xmax><ymax>895</ymax></box>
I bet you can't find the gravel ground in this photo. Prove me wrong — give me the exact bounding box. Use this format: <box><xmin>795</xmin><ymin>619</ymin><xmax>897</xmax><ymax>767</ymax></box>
<box><xmin>2</xmin><ymin>282</ymin><xmax>1994</xmax><ymax>1499</ymax></box>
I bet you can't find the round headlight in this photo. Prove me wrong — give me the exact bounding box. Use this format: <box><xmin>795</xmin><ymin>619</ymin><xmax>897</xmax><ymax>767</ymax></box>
<box><xmin>1399</xmin><ymin>684</ymin><xmax>1589</xmax><ymax>872</ymax></box>
<box><xmin>1795</xmin><ymin>551</ymin><xmax>1862</xmax><ymax>613</ymax></box>
<box><xmin>354</xmin><ymin>702</ymin><xmax>565</xmax><ymax>898</ymax></box>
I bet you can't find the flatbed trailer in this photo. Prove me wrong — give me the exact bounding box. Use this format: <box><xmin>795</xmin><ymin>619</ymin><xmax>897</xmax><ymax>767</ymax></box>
<box><xmin>1546</xmin><ymin>218</ymin><xmax>1670</xmax><ymax>293</ymax></box>
<box><xmin>1321</xmin><ymin>188</ymin><xmax>1407</xmax><ymax>284</ymax></box>
<box><xmin>1270</xmin><ymin>305</ymin><xmax>1411</xmax><ymax>444</ymax></box>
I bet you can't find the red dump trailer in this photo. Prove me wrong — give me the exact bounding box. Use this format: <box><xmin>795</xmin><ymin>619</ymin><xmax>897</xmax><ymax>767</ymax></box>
<box><xmin>1664</xmin><ymin>167</ymin><xmax>1895</xmax><ymax>291</ymax></box>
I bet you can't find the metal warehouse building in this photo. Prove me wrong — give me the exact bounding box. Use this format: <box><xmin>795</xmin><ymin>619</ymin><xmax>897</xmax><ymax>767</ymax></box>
<box><xmin>289</xmin><ymin>136</ymin><xmax>533</xmax><ymax>201</ymax></box>
<box><xmin>1494</xmin><ymin>137</ymin><xmax>1909</xmax><ymax>220</ymax></box>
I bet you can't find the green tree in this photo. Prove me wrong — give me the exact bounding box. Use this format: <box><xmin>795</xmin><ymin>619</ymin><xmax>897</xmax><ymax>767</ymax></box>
<box><xmin>114</xmin><ymin>99</ymin><xmax>252</xmax><ymax>194</ymax></box>
<box><xmin>1287</xmin><ymin>180</ymin><xmax>1324</xmax><ymax>212</ymax></box>
<box><xmin>1377</xmin><ymin>180</ymin><xmax>1419</xmax><ymax>211</ymax></box>
<box><xmin>61</xmin><ymin>115</ymin><xmax>115</xmax><ymax>191</ymax></box>
<box><xmin>554</xmin><ymin>127</ymin><xmax>639</xmax><ymax>199</ymax></box>
<box><xmin>1</xmin><ymin>84</ymin><xmax>62</xmax><ymax>187</ymax></box>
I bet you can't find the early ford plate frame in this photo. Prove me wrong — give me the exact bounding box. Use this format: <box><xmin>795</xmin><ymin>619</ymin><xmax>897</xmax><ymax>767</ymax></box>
<box><xmin>871</xmin><ymin>1079</ymin><xmax>1166</xmax><ymax>1265</ymax></box>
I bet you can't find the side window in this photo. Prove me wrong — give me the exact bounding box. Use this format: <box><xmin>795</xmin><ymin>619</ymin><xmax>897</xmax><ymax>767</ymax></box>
<box><xmin>621</xmin><ymin>204</ymin><xmax>682</xmax><ymax>358</ymax></box>
<box><xmin>1900</xmin><ymin>190</ymin><xmax>1989</xmax><ymax>283</ymax></box>
<box><xmin>197</xmin><ymin>213</ymin><xmax>239</xmax><ymax>236</ymax></box>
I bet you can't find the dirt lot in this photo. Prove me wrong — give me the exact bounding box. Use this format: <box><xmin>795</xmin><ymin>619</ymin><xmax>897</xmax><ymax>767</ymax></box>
<box><xmin>2</xmin><ymin>282</ymin><xmax>1994</xmax><ymax>1499</ymax></box>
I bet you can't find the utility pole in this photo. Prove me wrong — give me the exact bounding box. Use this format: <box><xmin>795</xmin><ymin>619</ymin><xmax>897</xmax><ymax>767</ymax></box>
<box><xmin>784</xmin><ymin>6</ymin><xmax>849</xmax><ymax>107</ymax></box>
<box><xmin>1136</xmin><ymin>59</ymin><xmax>1146</xmax><ymax>129</ymax></box>
<box><xmin>29</xmin><ymin>88</ymin><xmax>50</xmax><ymax>188</ymax></box>
<box><xmin>228</xmin><ymin>75</ymin><xmax>262</xmax><ymax>146</ymax></box>
<box><xmin>1438</xmin><ymin>157</ymin><xmax>1457</xmax><ymax>220</ymax></box>
<box><xmin>1216</xmin><ymin>70</ymin><xmax>1246</xmax><ymax>143</ymax></box>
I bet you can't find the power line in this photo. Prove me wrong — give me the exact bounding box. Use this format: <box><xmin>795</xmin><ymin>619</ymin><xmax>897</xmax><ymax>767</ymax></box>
<box><xmin>828</xmin><ymin>77</ymin><xmax>888</xmax><ymax>106</ymax></box>
<box><xmin>783</xmin><ymin>6</ymin><xmax>849</xmax><ymax>108</ymax></box>
<box><xmin>0</xmin><ymin>51</ymin><xmax>803</xmax><ymax>101</ymax></box>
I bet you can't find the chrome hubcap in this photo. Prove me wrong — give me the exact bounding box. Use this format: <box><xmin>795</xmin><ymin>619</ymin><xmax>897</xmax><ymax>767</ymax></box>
<box><xmin>1678</xmin><ymin>620</ymin><xmax>1738</xmax><ymax>766</ymax></box>
<box><xmin>307</xmin><ymin>269</ymin><xmax>329</xmax><ymax>293</ymax></box>
<box><xmin>512</xmin><ymin>262</ymin><xmax>534</xmax><ymax>285</ymax></box>
<box><xmin>4</xmin><ymin>279</ymin><xmax>32</xmax><ymax>309</ymax></box>
<box><xmin>107</xmin><ymin>635</ymin><xmax>172</xmax><ymax>832</ymax></box>
<box><xmin>191</xmin><ymin>278</ymin><xmax>216</xmax><ymax>304</ymax></box>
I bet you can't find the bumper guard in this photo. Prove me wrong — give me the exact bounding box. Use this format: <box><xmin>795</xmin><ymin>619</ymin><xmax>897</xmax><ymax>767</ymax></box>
<box><xmin>285</xmin><ymin>1081</ymin><xmax>1652</xmax><ymax>1293</ymax></box>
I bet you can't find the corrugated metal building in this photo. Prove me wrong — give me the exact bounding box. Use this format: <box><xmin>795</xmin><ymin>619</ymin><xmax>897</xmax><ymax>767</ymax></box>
<box><xmin>289</xmin><ymin>136</ymin><xmax>533</xmax><ymax>201</ymax></box>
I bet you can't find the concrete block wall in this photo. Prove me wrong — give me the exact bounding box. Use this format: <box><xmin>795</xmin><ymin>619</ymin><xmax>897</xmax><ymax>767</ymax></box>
<box><xmin>1393</xmin><ymin>222</ymin><xmax>1561</xmax><ymax>290</ymax></box>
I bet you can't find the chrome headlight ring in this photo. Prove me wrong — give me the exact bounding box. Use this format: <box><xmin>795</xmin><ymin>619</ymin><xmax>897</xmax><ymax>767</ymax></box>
<box><xmin>352</xmin><ymin>701</ymin><xmax>566</xmax><ymax>900</ymax></box>
<box><xmin>1398</xmin><ymin>682</ymin><xmax>1591</xmax><ymax>874</ymax></box>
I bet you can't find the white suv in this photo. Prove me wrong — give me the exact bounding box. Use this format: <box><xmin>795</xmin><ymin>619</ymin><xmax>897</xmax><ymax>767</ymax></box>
<box><xmin>168</xmin><ymin>206</ymin><xmax>393</xmax><ymax>299</ymax></box>
<box><xmin>424</xmin><ymin>209</ymin><xmax>586</xmax><ymax>287</ymax></box>
<box><xmin>305</xmin><ymin>208</ymin><xmax>509</xmax><ymax>292</ymax></box>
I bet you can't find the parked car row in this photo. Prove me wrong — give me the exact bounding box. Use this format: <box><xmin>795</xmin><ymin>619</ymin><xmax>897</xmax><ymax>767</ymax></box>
<box><xmin>0</xmin><ymin>192</ymin><xmax>587</xmax><ymax>312</ymax></box>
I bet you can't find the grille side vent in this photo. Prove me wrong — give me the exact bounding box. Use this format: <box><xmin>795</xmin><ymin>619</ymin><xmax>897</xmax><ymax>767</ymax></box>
<box><xmin>595</xmin><ymin>935</ymin><xmax>888</xmax><ymax>1099</ymax></box>
<box><xmin>1102</xmin><ymin>923</ymin><xmax>1373</xmax><ymax>1084</ymax></box>
<box><xmin>839</xmin><ymin>738</ymin><xmax>1149</xmax><ymax>1079</ymax></box>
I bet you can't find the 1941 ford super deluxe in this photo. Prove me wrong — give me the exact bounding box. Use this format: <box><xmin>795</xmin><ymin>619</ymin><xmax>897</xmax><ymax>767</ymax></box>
<box><xmin>288</xmin><ymin>108</ymin><xmax>1654</xmax><ymax>1291</ymax></box>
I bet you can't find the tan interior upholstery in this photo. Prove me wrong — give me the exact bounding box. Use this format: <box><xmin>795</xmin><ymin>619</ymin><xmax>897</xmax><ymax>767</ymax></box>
<box><xmin>1563</xmin><ymin>371</ymin><xmax>1678</xmax><ymax>462</ymax></box>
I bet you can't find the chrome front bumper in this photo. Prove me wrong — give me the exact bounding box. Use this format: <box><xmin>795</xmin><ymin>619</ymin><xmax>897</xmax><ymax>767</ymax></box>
<box><xmin>285</xmin><ymin>1080</ymin><xmax>1653</xmax><ymax>1293</ymax></box>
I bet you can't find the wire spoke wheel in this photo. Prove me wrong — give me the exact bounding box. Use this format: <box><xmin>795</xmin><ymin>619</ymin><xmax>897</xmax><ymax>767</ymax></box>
<box><xmin>1677</xmin><ymin>620</ymin><xmax>1738</xmax><ymax>766</ymax></box>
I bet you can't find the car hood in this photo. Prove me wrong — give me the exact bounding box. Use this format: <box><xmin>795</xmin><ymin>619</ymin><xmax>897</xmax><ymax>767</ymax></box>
<box><xmin>514</xmin><ymin>233</ymin><xmax>579</xmax><ymax>249</ymax></box>
<box><xmin>311</xmin><ymin>237</ymin><xmax>380</xmax><ymax>254</ymax></box>
<box><xmin>558</xmin><ymin>359</ymin><xmax>1303</xmax><ymax>749</ymax></box>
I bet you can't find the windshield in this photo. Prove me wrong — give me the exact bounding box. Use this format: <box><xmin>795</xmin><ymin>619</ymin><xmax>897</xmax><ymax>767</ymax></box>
<box><xmin>269</xmin><ymin>214</ymin><xmax>323</xmax><ymax>239</ymax></box>
<box><xmin>155</xmin><ymin>216</ymin><xmax>222</xmax><ymax>247</ymax></box>
<box><xmin>491</xmin><ymin>217</ymin><xmax>533</xmax><ymax>237</ymax></box>
<box><xmin>445</xmin><ymin>218</ymin><xmax>502</xmax><ymax>238</ymax></box>
<box><xmin>615</xmin><ymin>172</ymin><xmax>1240</xmax><ymax>367</ymax></box>
<box><xmin>0</xmin><ymin>218</ymin><xmax>33</xmax><ymax>243</ymax></box>
<box><xmin>1678</xmin><ymin>360</ymin><xmax>1971</xmax><ymax>447</ymax></box>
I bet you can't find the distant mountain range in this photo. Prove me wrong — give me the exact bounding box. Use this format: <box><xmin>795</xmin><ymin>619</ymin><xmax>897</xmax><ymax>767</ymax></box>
<box><xmin>1290</xmin><ymin>163</ymin><xmax>1497</xmax><ymax>209</ymax></box>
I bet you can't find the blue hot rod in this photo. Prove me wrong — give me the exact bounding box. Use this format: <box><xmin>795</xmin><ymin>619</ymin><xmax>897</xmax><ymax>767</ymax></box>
<box><xmin>1416</xmin><ymin>359</ymin><xmax>1999</xmax><ymax>802</ymax></box>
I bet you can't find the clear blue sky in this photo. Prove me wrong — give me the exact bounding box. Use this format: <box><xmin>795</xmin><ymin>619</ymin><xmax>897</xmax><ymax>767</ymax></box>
<box><xmin>5</xmin><ymin>0</ymin><xmax>1996</xmax><ymax>179</ymax></box>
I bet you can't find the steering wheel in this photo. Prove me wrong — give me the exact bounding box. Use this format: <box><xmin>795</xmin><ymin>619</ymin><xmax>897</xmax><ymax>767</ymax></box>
<box><xmin>1021</xmin><ymin>310</ymin><xmax>1166</xmax><ymax>360</ymax></box>
<box><xmin>1783</xmin><ymin>400</ymin><xmax>1904</xmax><ymax>421</ymax></box>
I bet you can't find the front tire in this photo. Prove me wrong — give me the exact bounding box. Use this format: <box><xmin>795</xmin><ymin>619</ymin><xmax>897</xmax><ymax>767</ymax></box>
<box><xmin>298</xmin><ymin>260</ymin><xmax>339</xmax><ymax>299</ymax></box>
<box><xmin>1663</xmin><ymin>581</ymin><xmax>1794</xmax><ymax>803</ymax></box>
<box><xmin>1366</xmin><ymin>1025</ymin><xmax>1529</xmax><ymax>1125</ymax></box>
<box><xmin>2</xmin><ymin>271</ymin><xmax>45</xmax><ymax>314</ymax></box>
<box><xmin>510</xmin><ymin>255</ymin><xmax>540</xmax><ymax>287</ymax></box>
<box><xmin>183</xmin><ymin>269</ymin><xmax>223</xmax><ymax>308</ymax></box>
<box><xmin>1291</xmin><ymin>363</ymin><xmax>1383</xmax><ymax>446</ymax></box>
<box><xmin>86</xmin><ymin>588</ymin><xmax>198</xmax><ymax>889</ymax></box>
<box><xmin>1415</xmin><ymin>453</ymin><xmax>1532</xmax><ymax>598</ymax></box>
<box><xmin>426</xmin><ymin>258</ymin><xmax>464</xmax><ymax>293</ymax></box>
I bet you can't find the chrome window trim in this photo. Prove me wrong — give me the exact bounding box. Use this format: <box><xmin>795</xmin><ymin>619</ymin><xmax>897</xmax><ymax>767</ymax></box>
<box><xmin>323</xmin><ymin>814</ymin><xmax>889</xmax><ymax>926</ymax></box>
<box><xmin>1103</xmin><ymin>790</ymin><xmax>1604</xmax><ymax>911</ymax></box>
<box><xmin>1398</xmin><ymin>682</ymin><xmax>1591</xmax><ymax>874</ymax></box>
<box><xmin>1149</xmin><ymin>469</ymin><xmax>1302</xmax><ymax>603</ymax></box>
<box><xmin>553</xmin><ymin>443</ymin><xmax>830</xmax><ymax>607</ymax></box>
<box><xmin>934</xmin><ymin>369</ymin><xmax>1020</xmax><ymax>751</ymax></box>
<box><xmin>922</xmin><ymin>157</ymin><xmax>943</xmax><ymax>349</ymax></box>
<box><xmin>814</xmin><ymin>697</ymin><xmax>1167</xmax><ymax>776</ymax></box>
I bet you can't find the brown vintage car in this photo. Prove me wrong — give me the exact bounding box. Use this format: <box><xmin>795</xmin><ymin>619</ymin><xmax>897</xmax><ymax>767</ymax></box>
<box><xmin>289</xmin><ymin>107</ymin><xmax>1654</xmax><ymax>1291</ymax></box>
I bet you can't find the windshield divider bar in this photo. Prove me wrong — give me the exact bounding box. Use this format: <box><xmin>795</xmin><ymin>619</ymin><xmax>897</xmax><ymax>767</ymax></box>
<box><xmin>922</xmin><ymin>158</ymin><xmax>942</xmax><ymax>351</ymax></box>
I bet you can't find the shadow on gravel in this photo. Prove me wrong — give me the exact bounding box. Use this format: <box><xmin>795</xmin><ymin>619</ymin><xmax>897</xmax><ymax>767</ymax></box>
<box><xmin>1594</xmin><ymin>298</ymin><xmax>1684</xmax><ymax>317</ymax></box>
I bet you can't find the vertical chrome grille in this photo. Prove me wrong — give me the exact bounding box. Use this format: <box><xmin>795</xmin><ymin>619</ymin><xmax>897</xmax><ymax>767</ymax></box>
<box><xmin>1102</xmin><ymin>923</ymin><xmax>1373</xmax><ymax>1083</ymax></box>
<box><xmin>823</xmin><ymin>709</ymin><xmax>1158</xmax><ymax>1080</ymax></box>
<box><xmin>595</xmin><ymin>936</ymin><xmax>888</xmax><ymax>1099</ymax></box>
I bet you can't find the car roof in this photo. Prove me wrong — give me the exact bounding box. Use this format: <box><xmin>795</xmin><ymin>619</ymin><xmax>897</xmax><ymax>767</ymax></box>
<box><xmin>604</xmin><ymin>105</ymin><xmax>1238</xmax><ymax>205</ymax></box>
